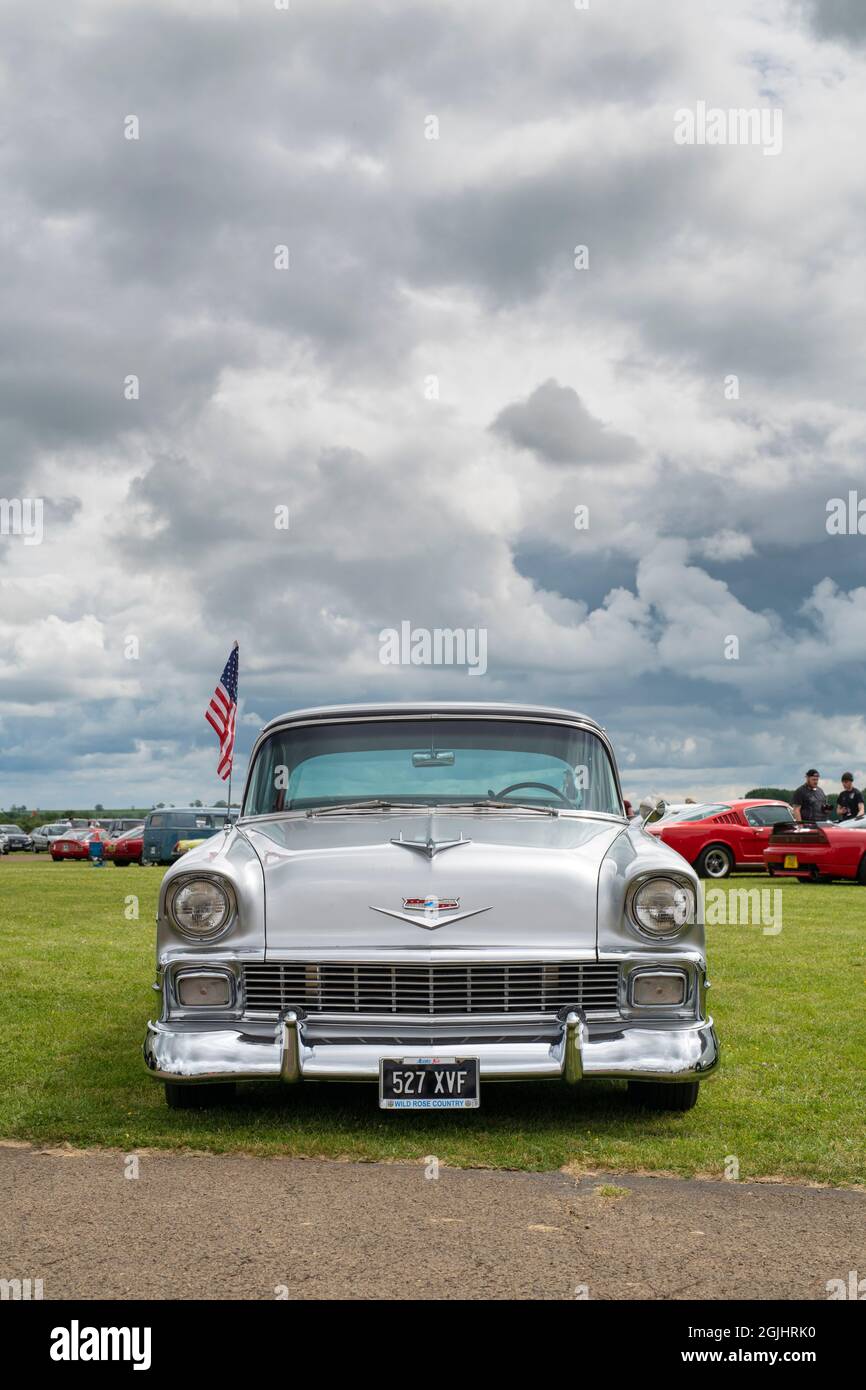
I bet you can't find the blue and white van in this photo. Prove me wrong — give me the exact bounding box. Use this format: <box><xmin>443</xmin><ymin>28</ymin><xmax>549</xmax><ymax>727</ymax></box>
<box><xmin>142</xmin><ymin>808</ymin><xmax>234</xmax><ymax>865</ymax></box>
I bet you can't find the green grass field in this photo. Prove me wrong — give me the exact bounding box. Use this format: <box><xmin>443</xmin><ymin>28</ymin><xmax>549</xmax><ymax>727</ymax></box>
<box><xmin>0</xmin><ymin>855</ymin><xmax>863</xmax><ymax>1183</ymax></box>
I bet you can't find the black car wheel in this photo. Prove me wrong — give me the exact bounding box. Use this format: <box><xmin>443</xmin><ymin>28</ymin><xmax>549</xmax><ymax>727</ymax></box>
<box><xmin>627</xmin><ymin>1080</ymin><xmax>700</xmax><ymax>1112</ymax></box>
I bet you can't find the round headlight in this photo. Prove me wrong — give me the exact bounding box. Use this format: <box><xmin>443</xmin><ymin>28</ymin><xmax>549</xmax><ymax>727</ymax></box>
<box><xmin>630</xmin><ymin>877</ymin><xmax>695</xmax><ymax>938</ymax></box>
<box><xmin>169</xmin><ymin>877</ymin><xmax>233</xmax><ymax>939</ymax></box>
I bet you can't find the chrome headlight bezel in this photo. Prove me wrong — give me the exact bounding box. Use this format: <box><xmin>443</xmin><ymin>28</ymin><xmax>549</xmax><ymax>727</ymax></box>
<box><xmin>167</xmin><ymin>874</ymin><xmax>237</xmax><ymax>943</ymax></box>
<box><xmin>174</xmin><ymin>968</ymin><xmax>235</xmax><ymax>1009</ymax></box>
<box><xmin>626</xmin><ymin>873</ymin><xmax>697</xmax><ymax>942</ymax></box>
<box><xmin>628</xmin><ymin>966</ymin><xmax>689</xmax><ymax>1008</ymax></box>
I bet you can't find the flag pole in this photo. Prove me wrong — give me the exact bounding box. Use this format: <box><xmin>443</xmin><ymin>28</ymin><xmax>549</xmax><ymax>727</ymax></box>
<box><xmin>226</xmin><ymin>640</ymin><xmax>238</xmax><ymax>819</ymax></box>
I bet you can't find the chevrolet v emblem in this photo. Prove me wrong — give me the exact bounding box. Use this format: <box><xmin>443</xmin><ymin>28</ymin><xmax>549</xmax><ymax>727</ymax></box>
<box><xmin>390</xmin><ymin>832</ymin><xmax>470</xmax><ymax>858</ymax></box>
<box><xmin>370</xmin><ymin>895</ymin><xmax>491</xmax><ymax>930</ymax></box>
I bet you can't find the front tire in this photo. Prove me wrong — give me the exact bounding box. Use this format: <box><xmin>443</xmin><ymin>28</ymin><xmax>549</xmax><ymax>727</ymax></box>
<box><xmin>164</xmin><ymin>1082</ymin><xmax>236</xmax><ymax>1110</ymax></box>
<box><xmin>627</xmin><ymin>1080</ymin><xmax>700</xmax><ymax>1112</ymax></box>
<box><xmin>696</xmin><ymin>844</ymin><xmax>734</xmax><ymax>879</ymax></box>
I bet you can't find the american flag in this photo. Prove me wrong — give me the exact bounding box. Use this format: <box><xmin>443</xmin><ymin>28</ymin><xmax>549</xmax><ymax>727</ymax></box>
<box><xmin>205</xmin><ymin>642</ymin><xmax>239</xmax><ymax>781</ymax></box>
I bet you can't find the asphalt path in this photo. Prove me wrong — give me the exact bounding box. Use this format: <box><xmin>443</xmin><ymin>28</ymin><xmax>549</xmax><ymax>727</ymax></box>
<box><xmin>2</xmin><ymin>1143</ymin><xmax>863</xmax><ymax>1300</ymax></box>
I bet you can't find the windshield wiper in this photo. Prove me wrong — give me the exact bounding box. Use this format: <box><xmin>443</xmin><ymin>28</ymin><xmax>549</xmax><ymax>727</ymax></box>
<box><xmin>306</xmin><ymin>799</ymin><xmax>423</xmax><ymax>817</ymax></box>
<box><xmin>437</xmin><ymin>800</ymin><xmax>560</xmax><ymax>816</ymax></box>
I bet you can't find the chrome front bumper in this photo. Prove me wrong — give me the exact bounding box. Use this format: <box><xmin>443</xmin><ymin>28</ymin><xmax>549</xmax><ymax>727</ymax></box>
<box><xmin>144</xmin><ymin>1010</ymin><xmax>719</xmax><ymax>1085</ymax></box>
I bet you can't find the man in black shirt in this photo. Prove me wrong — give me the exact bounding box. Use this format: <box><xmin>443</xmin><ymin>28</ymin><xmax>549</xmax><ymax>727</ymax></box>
<box><xmin>835</xmin><ymin>773</ymin><xmax>864</xmax><ymax>822</ymax></box>
<box><xmin>792</xmin><ymin>769</ymin><xmax>829</xmax><ymax>824</ymax></box>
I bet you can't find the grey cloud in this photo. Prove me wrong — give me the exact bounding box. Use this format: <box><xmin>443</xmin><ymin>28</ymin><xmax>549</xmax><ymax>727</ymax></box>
<box><xmin>802</xmin><ymin>0</ymin><xmax>866</xmax><ymax>43</ymax></box>
<box><xmin>491</xmin><ymin>380</ymin><xmax>638</xmax><ymax>465</ymax></box>
<box><xmin>3</xmin><ymin>0</ymin><xmax>866</xmax><ymax>807</ymax></box>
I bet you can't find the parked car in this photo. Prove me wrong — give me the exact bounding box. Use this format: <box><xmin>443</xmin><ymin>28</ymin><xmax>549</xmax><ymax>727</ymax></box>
<box><xmin>0</xmin><ymin>833</ymin><xmax>8</xmax><ymax>855</ymax></box>
<box><xmin>0</xmin><ymin>823</ymin><xmax>34</xmax><ymax>852</ymax></box>
<box><xmin>107</xmin><ymin>818</ymin><xmax>143</xmax><ymax>837</ymax></box>
<box><xmin>31</xmin><ymin>821</ymin><xmax>73</xmax><ymax>852</ymax></box>
<box><xmin>762</xmin><ymin>820</ymin><xmax>866</xmax><ymax>882</ymax></box>
<box><xmin>51</xmin><ymin>828</ymin><xmax>107</xmax><ymax>861</ymax></box>
<box><xmin>106</xmin><ymin>825</ymin><xmax>145</xmax><ymax>867</ymax></box>
<box><xmin>142</xmin><ymin>808</ymin><xmax>233</xmax><ymax>866</ymax></box>
<box><xmin>144</xmin><ymin>701</ymin><xmax>719</xmax><ymax>1114</ymax></box>
<box><xmin>646</xmin><ymin>799</ymin><xmax>795</xmax><ymax>878</ymax></box>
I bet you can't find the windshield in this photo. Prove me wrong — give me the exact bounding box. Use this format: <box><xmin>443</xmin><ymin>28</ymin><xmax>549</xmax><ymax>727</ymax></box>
<box><xmin>244</xmin><ymin>718</ymin><xmax>622</xmax><ymax>815</ymax></box>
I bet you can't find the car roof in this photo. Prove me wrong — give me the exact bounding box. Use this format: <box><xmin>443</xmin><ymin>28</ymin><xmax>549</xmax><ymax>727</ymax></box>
<box><xmin>148</xmin><ymin>806</ymin><xmax>229</xmax><ymax>814</ymax></box>
<box><xmin>259</xmin><ymin>701</ymin><xmax>602</xmax><ymax>735</ymax></box>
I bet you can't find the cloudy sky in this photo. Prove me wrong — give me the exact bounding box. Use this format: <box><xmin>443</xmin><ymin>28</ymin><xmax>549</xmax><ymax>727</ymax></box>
<box><xmin>2</xmin><ymin>0</ymin><xmax>866</xmax><ymax>810</ymax></box>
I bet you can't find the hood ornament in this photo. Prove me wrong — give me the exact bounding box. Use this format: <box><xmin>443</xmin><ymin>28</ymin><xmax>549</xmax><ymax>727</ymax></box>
<box><xmin>370</xmin><ymin>894</ymin><xmax>491</xmax><ymax>930</ymax></box>
<box><xmin>390</xmin><ymin>832</ymin><xmax>470</xmax><ymax>859</ymax></box>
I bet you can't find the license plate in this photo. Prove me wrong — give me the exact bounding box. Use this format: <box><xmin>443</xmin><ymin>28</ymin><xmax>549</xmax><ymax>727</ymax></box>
<box><xmin>379</xmin><ymin>1057</ymin><xmax>480</xmax><ymax>1110</ymax></box>
<box><xmin>784</xmin><ymin>854</ymin><xmax>799</xmax><ymax>869</ymax></box>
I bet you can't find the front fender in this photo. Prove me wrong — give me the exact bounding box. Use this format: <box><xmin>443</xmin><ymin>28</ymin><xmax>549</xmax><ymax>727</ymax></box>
<box><xmin>598</xmin><ymin>820</ymin><xmax>706</xmax><ymax>960</ymax></box>
<box><xmin>155</xmin><ymin>827</ymin><xmax>265</xmax><ymax>966</ymax></box>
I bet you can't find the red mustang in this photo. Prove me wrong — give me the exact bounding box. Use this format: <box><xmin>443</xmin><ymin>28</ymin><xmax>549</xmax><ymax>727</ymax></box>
<box><xmin>762</xmin><ymin>820</ymin><xmax>866</xmax><ymax>883</ymax></box>
<box><xmin>646</xmin><ymin>799</ymin><xmax>795</xmax><ymax>878</ymax></box>
<box><xmin>51</xmin><ymin>829</ymin><xmax>107</xmax><ymax>861</ymax></box>
<box><xmin>106</xmin><ymin>825</ymin><xmax>144</xmax><ymax>867</ymax></box>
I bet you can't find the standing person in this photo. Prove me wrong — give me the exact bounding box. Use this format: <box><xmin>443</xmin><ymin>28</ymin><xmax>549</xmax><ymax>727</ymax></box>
<box><xmin>835</xmin><ymin>773</ymin><xmax>864</xmax><ymax>822</ymax></box>
<box><xmin>792</xmin><ymin>769</ymin><xmax>829</xmax><ymax>824</ymax></box>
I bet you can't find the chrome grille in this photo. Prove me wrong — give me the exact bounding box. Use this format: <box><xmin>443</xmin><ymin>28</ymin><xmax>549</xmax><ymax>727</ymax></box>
<box><xmin>242</xmin><ymin>961</ymin><xmax>620</xmax><ymax>1016</ymax></box>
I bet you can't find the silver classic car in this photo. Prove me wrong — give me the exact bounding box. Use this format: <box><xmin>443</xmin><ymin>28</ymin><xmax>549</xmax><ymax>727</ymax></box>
<box><xmin>144</xmin><ymin>703</ymin><xmax>718</xmax><ymax>1112</ymax></box>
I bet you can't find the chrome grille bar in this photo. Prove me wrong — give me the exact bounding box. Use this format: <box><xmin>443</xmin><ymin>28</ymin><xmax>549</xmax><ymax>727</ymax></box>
<box><xmin>242</xmin><ymin>961</ymin><xmax>620</xmax><ymax>1016</ymax></box>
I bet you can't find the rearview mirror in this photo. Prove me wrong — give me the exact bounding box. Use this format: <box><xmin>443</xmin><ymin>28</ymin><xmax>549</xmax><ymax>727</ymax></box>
<box><xmin>412</xmin><ymin>750</ymin><xmax>455</xmax><ymax>767</ymax></box>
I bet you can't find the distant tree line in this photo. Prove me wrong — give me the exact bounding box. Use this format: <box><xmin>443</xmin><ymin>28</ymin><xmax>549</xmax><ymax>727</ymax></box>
<box><xmin>0</xmin><ymin>800</ymin><xmax>237</xmax><ymax>832</ymax></box>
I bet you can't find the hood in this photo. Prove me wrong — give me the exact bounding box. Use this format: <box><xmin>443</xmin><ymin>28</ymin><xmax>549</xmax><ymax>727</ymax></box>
<box><xmin>240</xmin><ymin>811</ymin><xmax>626</xmax><ymax>958</ymax></box>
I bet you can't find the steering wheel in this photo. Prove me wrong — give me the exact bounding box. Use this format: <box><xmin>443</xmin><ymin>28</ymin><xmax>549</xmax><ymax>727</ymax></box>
<box><xmin>491</xmin><ymin>781</ymin><xmax>574</xmax><ymax>806</ymax></box>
